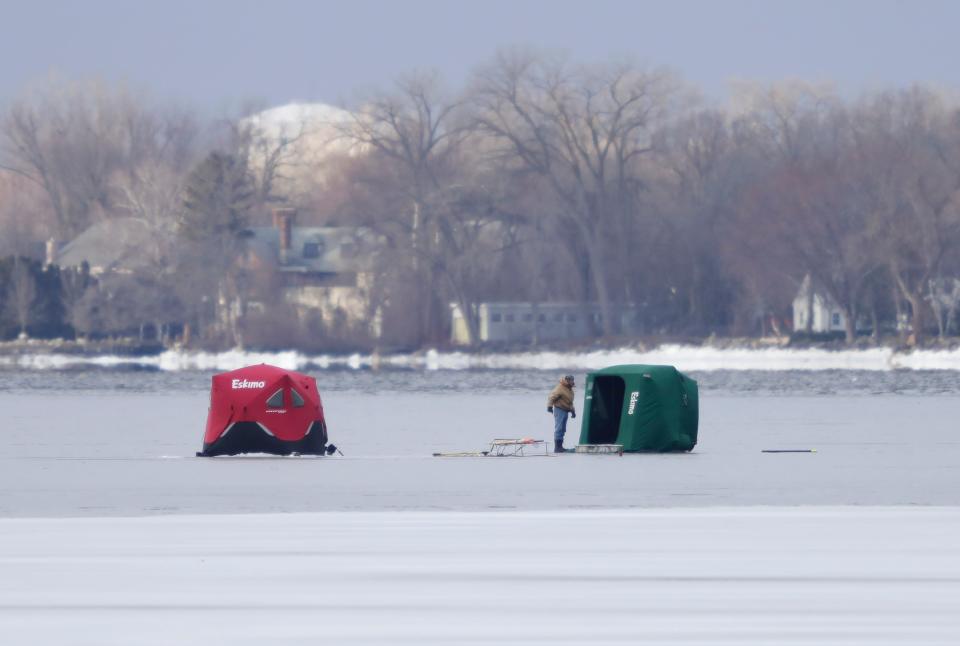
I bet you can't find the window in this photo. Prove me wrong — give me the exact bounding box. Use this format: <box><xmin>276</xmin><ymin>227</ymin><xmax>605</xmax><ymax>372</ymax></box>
<box><xmin>266</xmin><ymin>389</ymin><xmax>284</xmax><ymax>408</ymax></box>
<box><xmin>553</xmin><ymin>313</ymin><xmax>564</xmax><ymax>323</ymax></box>
<box><xmin>491</xmin><ymin>313</ymin><xmax>502</xmax><ymax>323</ymax></box>
<box><xmin>538</xmin><ymin>314</ymin><xmax>546</xmax><ymax>323</ymax></box>
<box><xmin>523</xmin><ymin>313</ymin><xmax>533</xmax><ymax>322</ymax></box>
<box><xmin>567</xmin><ymin>314</ymin><xmax>577</xmax><ymax>322</ymax></box>
<box><xmin>832</xmin><ymin>312</ymin><xmax>841</xmax><ymax>326</ymax></box>
<box><xmin>291</xmin><ymin>388</ymin><xmax>305</xmax><ymax>408</ymax></box>
<box><xmin>302</xmin><ymin>242</ymin><xmax>320</xmax><ymax>258</ymax></box>
<box><xmin>505</xmin><ymin>313</ymin><xmax>515</xmax><ymax>323</ymax></box>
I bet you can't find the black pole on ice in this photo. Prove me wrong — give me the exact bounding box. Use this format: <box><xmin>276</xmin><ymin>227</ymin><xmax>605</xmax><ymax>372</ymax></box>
<box><xmin>761</xmin><ymin>449</ymin><xmax>817</xmax><ymax>453</ymax></box>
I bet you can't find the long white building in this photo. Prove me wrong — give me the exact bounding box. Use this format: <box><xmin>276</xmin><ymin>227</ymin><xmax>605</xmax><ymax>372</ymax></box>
<box><xmin>450</xmin><ymin>302</ymin><xmax>639</xmax><ymax>345</ymax></box>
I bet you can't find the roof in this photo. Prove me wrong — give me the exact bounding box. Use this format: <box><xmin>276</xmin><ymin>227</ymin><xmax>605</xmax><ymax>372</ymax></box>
<box><xmin>793</xmin><ymin>274</ymin><xmax>841</xmax><ymax>308</ymax></box>
<box><xmin>245</xmin><ymin>226</ymin><xmax>373</xmax><ymax>274</ymax></box>
<box><xmin>214</xmin><ymin>363</ymin><xmax>311</xmax><ymax>383</ymax></box>
<box><xmin>58</xmin><ymin>218</ymin><xmax>165</xmax><ymax>273</ymax></box>
<box><xmin>591</xmin><ymin>364</ymin><xmax>684</xmax><ymax>378</ymax></box>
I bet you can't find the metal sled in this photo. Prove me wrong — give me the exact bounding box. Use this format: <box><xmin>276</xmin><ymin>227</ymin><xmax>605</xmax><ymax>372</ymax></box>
<box><xmin>487</xmin><ymin>438</ymin><xmax>548</xmax><ymax>456</ymax></box>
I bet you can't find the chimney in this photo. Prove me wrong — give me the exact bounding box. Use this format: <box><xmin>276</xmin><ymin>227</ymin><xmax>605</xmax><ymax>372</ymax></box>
<box><xmin>272</xmin><ymin>208</ymin><xmax>296</xmax><ymax>261</ymax></box>
<box><xmin>45</xmin><ymin>238</ymin><xmax>57</xmax><ymax>267</ymax></box>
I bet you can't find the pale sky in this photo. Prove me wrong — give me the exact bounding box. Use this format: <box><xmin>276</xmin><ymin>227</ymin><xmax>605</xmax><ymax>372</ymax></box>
<box><xmin>0</xmin><ymin>0</ymin><xmax>956</xmax><ymax>112</ymax></box>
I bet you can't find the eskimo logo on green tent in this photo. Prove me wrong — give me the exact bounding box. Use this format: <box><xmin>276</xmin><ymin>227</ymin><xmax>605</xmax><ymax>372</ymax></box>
<box><xmin>627</xmin><ymin>391</ymin><xmax>640</xmax><ymax>415</ymax></box>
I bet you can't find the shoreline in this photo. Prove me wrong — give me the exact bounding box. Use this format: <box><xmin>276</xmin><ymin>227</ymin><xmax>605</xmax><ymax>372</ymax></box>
<box><xmin>1</xmin><ymin>341</ymin><xmax>959</xmax><ymax>371</ymax></box>
<box><xmin>2</xmin><ymin>330</ymin><xmax>957</xmax><ymax>358</ymax></box>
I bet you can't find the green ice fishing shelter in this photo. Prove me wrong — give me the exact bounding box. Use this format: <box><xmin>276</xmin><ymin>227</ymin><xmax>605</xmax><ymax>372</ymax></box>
<box><xmin>578</xmin><ymin>364</ymin><xmax>698</xmax><ymax>452</ymax></box>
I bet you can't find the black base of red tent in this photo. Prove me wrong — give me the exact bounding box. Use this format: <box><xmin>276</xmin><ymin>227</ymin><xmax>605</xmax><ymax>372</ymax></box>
<box><xmin>197</xmin><ymin>421</ymin><xmax>328</xmax><ymax>457</ymax></box>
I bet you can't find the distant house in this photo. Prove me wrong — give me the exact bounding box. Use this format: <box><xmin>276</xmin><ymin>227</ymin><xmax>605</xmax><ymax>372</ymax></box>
<box><xmin>56</xmin><ymin>218</ymin><xmax>168</xmax><ymax>275</ymax></box>
<box><xmin>244</xmin><ymin>209</ymin><xmax>380</xmax><ymax>336</ymax></box>
<box><xmin>792</xmin><ymin>275</ymin><xmax>847</xmax><ymax>334</ymax></box>
<box><xmin>54</xmin><ymin>211</ymin><xmax>380</xmax><ymax>339</ymax></box>
<box><xmin>450</xmin><ymin>302</ymin><xmax>639</xmax><ymax>346</ymax></box>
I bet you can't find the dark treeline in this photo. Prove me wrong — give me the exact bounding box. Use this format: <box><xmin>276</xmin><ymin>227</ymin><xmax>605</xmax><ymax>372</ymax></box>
<box><xmin>2</xmin><ymin>53</ymin><xmax>960</xmax><ymax>349</ymax></box>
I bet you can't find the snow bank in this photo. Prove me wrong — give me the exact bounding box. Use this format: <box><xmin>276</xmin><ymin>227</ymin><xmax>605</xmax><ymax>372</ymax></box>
<box><xmin>412</xmin><ymin>345</ymin><xmax>900</xmax><ymax>371</ymax></box>
<box><xmin>890</xmin><ymin>346</ymin><xmax>960</xmax><ymax>370</ymax></box>
<box><xmin>3</xmin><ymin>343</ymin><xmax>960</xmax><ymax>372</ymax></box>
<box><xmin>1</xmin><ymin>508</ymin><xmax>958</xmax><ymax>645</ymax></box>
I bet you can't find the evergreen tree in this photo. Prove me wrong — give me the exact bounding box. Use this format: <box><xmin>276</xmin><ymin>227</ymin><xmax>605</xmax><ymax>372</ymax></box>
<box><xmin>179</xmin><ymin>151</ymin><xmax>255</xmax><ymax>242</ymax></box>
<box><xmin>175</xmin><ymin>151</ymin><xmax>255</xmax><ymax>346</ymax></box>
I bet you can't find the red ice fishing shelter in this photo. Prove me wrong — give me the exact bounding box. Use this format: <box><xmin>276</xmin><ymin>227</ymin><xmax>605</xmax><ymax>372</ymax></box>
<box><xmin>197</xmin><ymin>364</ymin><xmax>331</xmax><ymax>457</ymax></box>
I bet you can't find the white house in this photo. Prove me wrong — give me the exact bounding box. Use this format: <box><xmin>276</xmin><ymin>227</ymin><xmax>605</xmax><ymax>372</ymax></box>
<box><xmin>450</xmin><ymin>302</ymin><xmax>639</xmax><ymax>346</ymax></box>
<box><xmin>792</xmin><ymin>275</ymin><xmax>847</xmax><ymax>334</ymax></box>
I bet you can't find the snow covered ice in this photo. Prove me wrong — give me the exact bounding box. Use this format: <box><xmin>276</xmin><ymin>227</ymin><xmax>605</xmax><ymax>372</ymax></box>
<box><xmin>2</xmin><ymin>508</ymin><xmax>959</xmax><ymax>645</ymax></box>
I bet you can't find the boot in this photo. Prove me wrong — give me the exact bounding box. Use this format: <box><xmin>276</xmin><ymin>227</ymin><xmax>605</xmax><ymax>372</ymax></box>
<box><xmin>554</xmin><ymin>440</ymin><xmax>564</xmax><ymax>453</ymax></box>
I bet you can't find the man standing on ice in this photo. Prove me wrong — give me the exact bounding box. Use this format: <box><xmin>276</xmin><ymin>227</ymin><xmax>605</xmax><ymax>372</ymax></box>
<box><xmin>547</xmin><ymin>375</ymin><xmax>576</xmax><ymax>453</ymax></box>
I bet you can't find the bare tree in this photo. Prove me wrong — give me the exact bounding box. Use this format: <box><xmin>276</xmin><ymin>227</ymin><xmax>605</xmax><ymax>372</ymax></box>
<box><xmin>115</xmin><ymin>107</ymin><xmax>199</xmax><ymax>221</ymax></box>
<box><xmin>1</xmin><ymin>81</ymin><xmax>199</xmax><ymax>240</ymax></box>
<box><xmin>471</xmin><ymin>52</ymin><xmax>682</xmax><ymax>337</ymax></box>
<box><xmin>0</xmin><ymin>173</ymin><xmax>49</xmax><ymax>256</ymax></box>
<box><xmin>2</xmin><ymin>81</ymin><xmax>119</xmax><ymax>237</ymax></box>
<box><xmin>237</xmin><ymin>114</ymin><xmax>308</xmax><ymax>211</ymax></box>
<box><xmin>927</xmin><ymin>277</ymin><xmax>960</xmax><ymax>338</ymax></box>
<box><xmin>656</xmin><ymin>109</ymin><xmax>742</xmax><ymax>333</ymax></box>
<box><xmin>762</xmin><ymin>157</ymin><xmax>883</xmax><ymax>343</ymax></box>
<box><xmin>732</xmin><ymin>84</ymin><xmax>886</xmax><ymax>343</ymax></box>
<box><xmin>337</xmin><ymin>72</ymin><xmax>474</xmax><ymax>344</ymax></box>
<box><xmin>855</xmin><ymin>88</ymin><xmax>960</xmax><ymax>344</ymax></box>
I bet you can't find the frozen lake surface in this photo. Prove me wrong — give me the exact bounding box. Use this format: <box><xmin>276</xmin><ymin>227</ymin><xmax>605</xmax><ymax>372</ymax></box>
<box><xmin>2</xmin><ymin>507</ymin><xmax>958</xmax><ymax>645</ymax></box>
<box><xmin>0</xmin><ymin>369</ymin><xmax>959</xmax><ymax>515</ymax></box>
